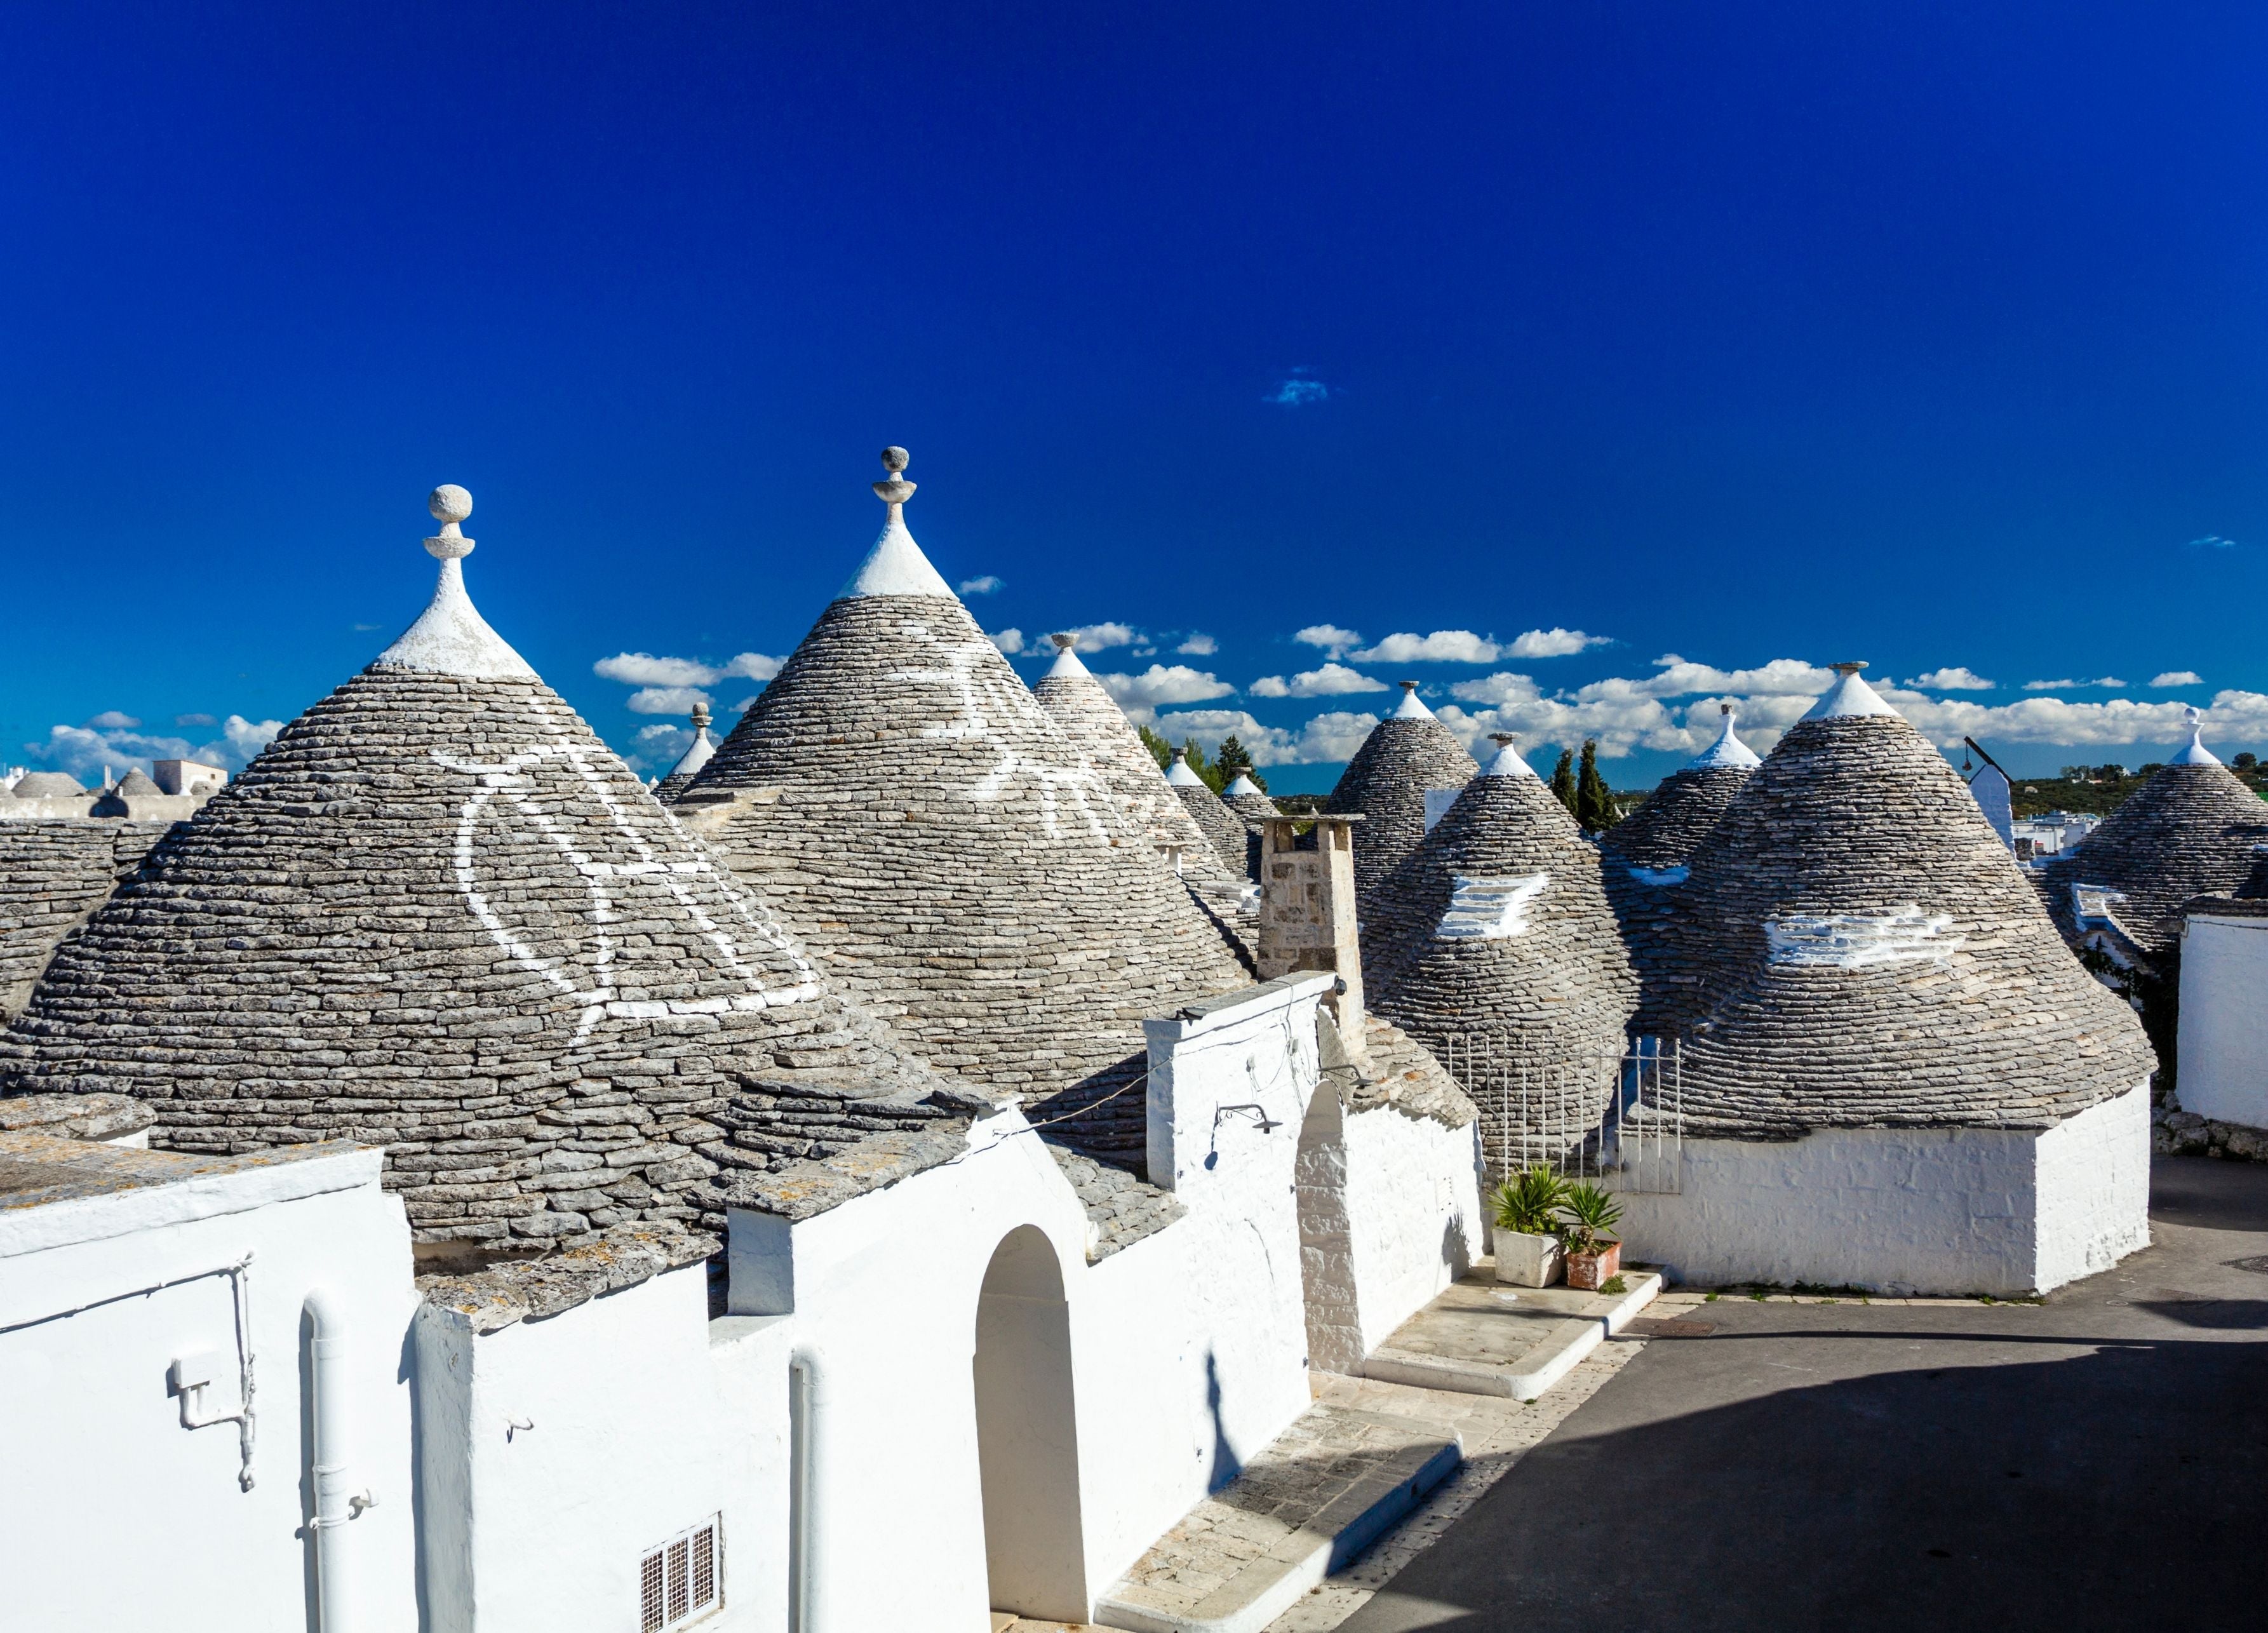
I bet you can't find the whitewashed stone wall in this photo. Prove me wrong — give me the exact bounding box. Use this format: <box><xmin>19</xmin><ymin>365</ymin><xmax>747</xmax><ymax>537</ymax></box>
<box><xmin>1</xmin><ymin>1144</ymin><xmax>418</xmax><ymax>1632</ymax></box>
<box><xmin>1341</xmin><ymin>1103</ymin><xmax>1483</xmax><ymax>1356</ymax></box>
<box><xmin>1617</xmin><ymin>1080</ymin><xmax>2151</xmax><ymax>1296</ymax></box>
<box><xmin>415</xmin><ymin>1263</ymin><xmax>763</xmax><ymax>1632</ymax></box>
<box><xmin>2177</xmin><ymin>910</ymin><xmax>2268</xmax><ymax>1131</ymax></box>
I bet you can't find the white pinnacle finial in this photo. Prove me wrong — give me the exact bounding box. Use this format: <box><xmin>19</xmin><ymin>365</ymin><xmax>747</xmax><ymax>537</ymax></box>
<box><xmin>1802</xmin><ymin>659</ymin><xmax>1898</xmax><ymax>722</ymax></box>
<box><xmin>1050</xmin><ymin>632</ymin><xmax>1077</xmax><ymax>652</ymax></box>
<box><xmin>426</xmin><ymin>485</ymin><xmax>474</xmax><ymax>560</ymax></box>
<box><xmin>1832</xmin><ymin>661</ymin><xmax>1866</xmax><ymax>676</ymax></box>
<box><xmin>1164</xmin><ymin>748</ymin><xmax>1207</xmax><ymax>788</ymax></box>
<box><xmin>377</xmin><ymin>482</ymin><xmax>535</xmax><ymax>678</ymax></box>
<box><xmin>1483</xmin><ymin>730</ymin><xmax>1538</xmax><ymax>779</ymax></box>
<box><xmin>1690</xmin><ymin>699</ymin><xmax>1762</xmax><ymax>768</ymax></box>
<box><xmin>1044</xmin><ymin>631</ymin><xmax>1090</xmax><ymax>679</ymax></box>
<box><xmin>690</xmin><ymin>701</ymin><xmax>711</xmax><ymax>731</ymax></box>
<box><xmin>840</xmin><ymin>445</ymin><xmax>953</xmax><ymax>598</ymax></box>
<box><xmin>873</xmin><ymin>447</ymin><xmax>916</xmax><ymax>512</ymax></box>
<box><xmin>2174</xmin><ymin>705</ymin><xmax>2222</xmax><ymax>766</ymax></box>
<box><xmin>1391</xmin><ymin>681</ymin><xmax>1435</xmax><ymax>721</ymax></box>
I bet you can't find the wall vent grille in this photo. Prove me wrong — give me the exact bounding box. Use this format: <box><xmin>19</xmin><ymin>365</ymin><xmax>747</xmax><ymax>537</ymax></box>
<box><xmin>639</xmin><ymin>1515</ymin><xmax>721</xmax><ymax>1630</ymax></box>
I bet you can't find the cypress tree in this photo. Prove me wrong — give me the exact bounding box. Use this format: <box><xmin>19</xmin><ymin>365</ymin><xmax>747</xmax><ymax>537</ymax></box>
<box><xmin>1550</xmin><ymin>748</ymin><xmax>1578</xmax><ymax>816</ymax></box>
<box><xmin>1576</xmin><ymin>737</ymin><xmax>1615</xmax><ymax>831</ymax></box>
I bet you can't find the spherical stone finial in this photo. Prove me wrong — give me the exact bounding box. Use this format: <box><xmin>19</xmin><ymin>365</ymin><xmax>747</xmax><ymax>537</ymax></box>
<box><xmin>873</xmin><ymin>446</ymin><xmax>917</xmax><ymax>507</ymax></box>
<box><xmin>691</xmin><ymin>701</ymin><xmax>712</xmax><ymax>730</ymax></box>
<box><xmin>424</xmin><ymin>483</ymin><xmax>476</xmax><ymax>558</ymax></box>
<box><xmin>1050</xmin><ymin>631</ymin><xmax>1078</xmax><ymax>652</ymax></box>
<box><xmin>1831</xmin><ymin>661</ymin><xmax>1868</xmax><ymax>676</ymax></box>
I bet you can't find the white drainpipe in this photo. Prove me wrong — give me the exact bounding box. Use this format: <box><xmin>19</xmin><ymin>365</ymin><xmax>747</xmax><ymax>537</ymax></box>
<box><xmin>305</xmin><ymin>1289</ymin><xmax>368</xmax><ymax>1633</ymax></box>
<box><xmin>791</xmin><ymin>1346</ymin><xmax>829</xmax><ymax>1633</ymax></box>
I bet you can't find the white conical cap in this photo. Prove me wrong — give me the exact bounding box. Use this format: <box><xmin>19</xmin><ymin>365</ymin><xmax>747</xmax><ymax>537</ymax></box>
<box><xmin>667</xmin><ymin>701</ymin><xmax>716</xmax><ymax>781</ymax></box>
<box><xmin>1482</xmin><ymin>732</ymin><xmax>1539</xmax><ymax>779</ymax></box>
<box><xmin>1688</xmin><ymin>702</ymin><xmax>1762</xmax><ymax>769</ymax></box>
<box><xmin>1223</xmin><ymin>772</ymin><xmax>1263</xmax><ymax>797</ymax></box>
<box><xmin>1391</xmin><ymin>681</ymin><xmax>1435</xmax><ymax>720</ymax></box>
<box><xmin>1045</xmin><ymin>632</ymin><xmax>1090</xmax><ymax>678</ymax></box>
<box><xmin>375</xmin><ymin>485</ymin><xmax>538</xmax><ymax>679</ymax></box>
<box><xmin>2171</xmin><ymin>706</ymin><xmax>2222</xmax><ymax>766</ymax></box>
<box><xmin>838</xmin><ymin>447</ymin><xmax>956</xmax><ymax>598</ymax></box>
<box><xmin>1800</xmin><ymin>661</ymin><xmax>1898</xmax><ymax>721</ymax></box>
<box><xmin>1165</xmin><ymin>749</ymin><xmax>1206</xmax><ymax>788</ymax></box>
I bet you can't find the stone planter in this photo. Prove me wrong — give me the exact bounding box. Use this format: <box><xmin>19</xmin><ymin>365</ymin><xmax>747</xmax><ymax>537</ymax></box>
<box><xmin>1493</xmin><ymin>1228</ymin><xmax>1563</xmax><ymax>1287</ymax></box>
<box><xmin>1565</xmin><ymin>1241</ymin><xmax>1623</xmax><ymax>1291</ymax></box>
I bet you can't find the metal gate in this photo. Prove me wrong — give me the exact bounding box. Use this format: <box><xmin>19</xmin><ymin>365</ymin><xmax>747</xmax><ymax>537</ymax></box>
<box><xmin>1435</xmin><ymin>1033</ymin><xmax>1684</xmax><ymax>1194</ymax></box>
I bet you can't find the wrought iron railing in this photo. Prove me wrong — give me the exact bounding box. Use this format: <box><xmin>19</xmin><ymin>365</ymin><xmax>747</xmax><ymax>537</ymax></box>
<box><xmin>1435</xmin><ymin>1033</ymin><xmax>1684</xmax><ymax>1194</ymax></box>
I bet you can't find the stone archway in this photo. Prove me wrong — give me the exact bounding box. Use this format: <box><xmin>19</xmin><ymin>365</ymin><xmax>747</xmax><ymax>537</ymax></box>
<box><xmin>973</xmin><ymin>1225</ymin><xmax>1088</xmax><ymax>1620</ymax></box>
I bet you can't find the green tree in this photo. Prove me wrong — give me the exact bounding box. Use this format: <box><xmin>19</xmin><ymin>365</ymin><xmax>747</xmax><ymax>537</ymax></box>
<box><xmin>1549</xmin><ymin>748</ymin><xmax>1578</xmax><ymax>816</ymax></box>
<box><xmin>1576</xmin><ymin>739</ymin><xmax>1616</xmax><ymax>831</ymax></box>
<box><xmin>1139</xmin><ymin>724</ymin><xmax>1172</xmax><ymax>770</ymax></box>
<box><xmin>1216</xmin><ymin>735</ymin><xmax>1268</xmax><ymax>793</ymax></box>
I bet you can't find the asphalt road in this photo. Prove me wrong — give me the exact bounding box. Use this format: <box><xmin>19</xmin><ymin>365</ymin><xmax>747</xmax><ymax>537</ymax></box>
<box><xmin>1341</xmin><ymin>1155</ymin><xmax>2268</xmax><ymax>1633</ymax></box>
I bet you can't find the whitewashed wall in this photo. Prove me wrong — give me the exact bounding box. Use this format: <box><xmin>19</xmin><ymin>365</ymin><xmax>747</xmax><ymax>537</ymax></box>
<box><xmin>0</xmin><ymin>1145</ymin><xmax>419</xmax><ymax>1632</ymax></box>
<box><xmin>416</xmin><ymin>1263</ymin><xmax>764</xmax><ymax>1632</ymax></box>
<box><xmin>2178</xmin><ymin>911</ymin><xmax>2268</xmax><ymax>1131</ymax></box>
<box><xmin>1340</xmin><ymin>1105</ymin><xmax>1483</xmax><ymax>1357</ymax></box>
<box><xmin>1616</xmin><ymin>1080</ymin><xmax>2150</xmax><ymax>1296</ymax></box>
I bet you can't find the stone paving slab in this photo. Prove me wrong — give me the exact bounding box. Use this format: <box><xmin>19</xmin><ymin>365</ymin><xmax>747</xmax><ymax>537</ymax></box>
<box><xmin>1355</xmin><ymin>1263</ymin><xmax>1663</xmax><ymax>1400</ymax></box>
<box><xmin>1091</xmin><ymin>1402</ymin><xmax>1461</xmax><ymax>1633</ymax></box>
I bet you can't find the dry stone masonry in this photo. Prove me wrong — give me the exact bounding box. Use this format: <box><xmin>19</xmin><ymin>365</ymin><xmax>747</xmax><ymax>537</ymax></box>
<box><xmin>1325</xmin><ymin>682</ymin><xmax>1479</xmax><ymax>914</ymax></box>
<box><xmin>0</xmin><ymin>820</ymin><xmax>177</xmax><ymax>1020</ymax></box>
<box><xmin>1668</xmin><ymin>665</ymin><xmax>2155</xmax><ymax>1138</ymax></box>
<box><xmin>0</xmin><ymin>487</ymin><xmax>972</xmax><ymax>1258</ymax></box>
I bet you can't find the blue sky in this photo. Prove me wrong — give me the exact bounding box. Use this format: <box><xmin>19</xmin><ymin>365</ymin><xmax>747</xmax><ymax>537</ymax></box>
<box><xmin>5</xmin><ymin>3</ymin><xmax>2267</xmax><ymax>793</ymax></box>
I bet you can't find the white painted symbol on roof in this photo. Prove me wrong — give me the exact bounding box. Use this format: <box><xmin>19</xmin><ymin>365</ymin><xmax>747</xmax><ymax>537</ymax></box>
<box><xmin>1436</xmin><ymin>874</ymin><xmax>1550</xmax><ymax>940</ymax></box>
<box><xmin>434</xmin><ymin>739</ymin><xmax>822</xmax><ymax>1041</ymax></box>
<box><xmin>1764</xmin><ymin>906</ymin><xmax>1965</xmax><ymax>969</ymax></box>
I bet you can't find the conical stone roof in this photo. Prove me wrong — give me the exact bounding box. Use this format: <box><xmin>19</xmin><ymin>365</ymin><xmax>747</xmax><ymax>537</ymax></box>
<box><xmin>2037</xmin><ymin>710</ymin><xmax>2268</xmax><ymax>962</ymax></box>
<box><xmin>1364</xmin><ymin>734</ymin><xmax>1640</xmax><ymax>1167</ymax></box>
<box><xmin>1222</xmin><ymin>774</ymin><xmax>1280</xmax><ymax>828</ymax></box>
<box><xmin>0</xmin><ymin>821</ymin><xmax>173</xmax><ymax>1021</ymax></box>
<box><xmin>1670</xmin><ymin>664</ymin><xmax>2156</xmax><ymax>1139</ymax></box>
<box><xmin>1165</xmin><ymin>749</ymin><xmax>1252</xmax><ymax>877</ymax></box>
<box><xmin>1602</xmin><ymin>704</ymin><xmax>1760</xmax><ymax>873</ymax></box>
<box><xmin>1030</xmin><ymin>633</ymin><xmax>1237</xmax><ymax>885</ymax></box>
<box><xmin>653</xmin><ymin>702</ymin><xmax>717</xmax><ymax>804</ymax></box>
<box><xmin>684</xmin><ymin>451</ymin><xmax>1249</xmax><ymax>1160</ymax></box>
<box><xmin>0</xmin><ymin>485</ymin><xmax>968</xmax><ymax>1254</ymax></box>
<box><xmin>1325</xmin><ymin>682</ymin><xmax>1479</xmax><ymax>911</ymax></box>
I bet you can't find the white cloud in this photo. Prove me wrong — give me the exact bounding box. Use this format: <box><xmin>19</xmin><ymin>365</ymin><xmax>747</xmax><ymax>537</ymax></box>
<box><xmin>1641</xmin><ymin>655</ymin><xmax>1837</xmax><ymax>697</ymax></box>
<box><xmin>1350</xmin><ymin>630</ymin><xmax>1503</xmax><ymax>664</ymax></box>
<box><xmin>1247</xmin><ymin>662</ymin><xmax>1389</xmax><ymax>699</ymax></box>
<box><xmin>1507</xmin><ymin>628</ymin><xmax>1612</xmax><ymax>659</ymax></box>
<box><xmin>29</xmin><ymin>713</ymin><xmax>283</xmax><ymax>781</ymax></box>
<box><xmin>1905</xmin><ymin>667</ymin><xmax>1996</xmax><ymax>692</ymax></box>
<box><xmin>988</xmin><ymin>628</ymin><xmax>1025</xmax><ymax>655</ymax></box>
<box><xmin>1176</xmin><ymin>633</ymin><xmax>1218</xmax><ymax>656</ymax></box>
<box><xmin>2189</xmin><ymin>535</ymin><xmax>2239</xmax><ymax>549</ymax></box>
<box><xmin>627</xmin><ymin>686</ymin><xmax>711</xmax><ymax>716</ymax></box>
<box><xmin>959</xmin><ymin>574</ymin><xmax>1003</xmax><ymax>595</ymax></box>
<box><xmin>1150</xmin><ymin>708</ymin><xmax>1381</xmax><ymax>765</ymax></box>
<box><xmin>1265</xmin><ymin>370</ymin><xmax>1332</xmax><ymax>407</ymax></box>
<box><xmin>1069</xmin><ymin>622</ymin><xmax>1140</xmax><ymax>653</ymax></box>
<box><xmin>1449</xmin><ymin>673</ymin><xmax>1544</xmax><ymax>707</ymax></box>
<box><xmin>2021</xmin><ymin>676</ymin><xmax>2125</xmax><ymax>691</ymax></box>
<box><xmin>2151</xmin><ymin>671</ymin><xmax>2204</xmax><ymax>688</ymax></box>
<box><xmin>594</xmin><ymin>650</ymin><xmax>779</xmax><ymax>688</ymax></box>
<box><xmin>86</xmin><ymin>710</ymin><xmax>141</xmax><ymax>729</ymax></box>
<box><xmin>1094</xmin><ymin>665</ymin><xmax>1236</xmax><ymax>711</ymax></box>
<box><xmin>631</xmin><ymin>721</ymin><xmax>695</xmax><ymax>774</ymax></box>
<box><xmin>175</xmin><ymin>712</ymin><xmax>217</xmax><ymax>727</ymax></box>
<box><xmin>1294</xmin><ymin>624</ymin><xmax>1364</xmax><ymax>659</ymax></box>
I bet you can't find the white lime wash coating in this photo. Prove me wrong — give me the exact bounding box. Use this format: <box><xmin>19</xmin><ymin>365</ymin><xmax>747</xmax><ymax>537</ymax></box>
<box><xmin>1481</xmin><ymin>732</ymin><xmax>1540</xmax><ymax>779</ymax></box>
<box><xmin>1045</xmin><ymin>631</ymin><xmax>1090</xmax><ymax>679</ymax></box>
<box><xmin>1765</xmin><ymin>905</ymin><xmax>1965</xmax><ymax>969</ymax></box>
<box><xmin>2176</xmin><ymin>903</ymin><xmax>2268</xmax><ymax>1131</ymax></box>
<box><xmin>2171</xmin><ymin>706</ymin><xmax>2222</xmax><ymax>767</ymax></box>
<box><xmin>1390</xmin><ymin>680</ymin><xmax>1435</xmax><ymax>720</ymax></box>
<box><xmin>665</xmin><ymin>703</ymin><xmax>716</xmax><ymax>782</ymax></box>
<box><xmin>1164</xmin><ymin>749</ymin><xmax>1206</xmax><ymax>788</ymax></box>
<box><xmin>1435</xmin><ymin>873</ymin><xmax>1550</xmax><ymax>940</ymax></box>
<box><xmin>374</xmin><ymin>486</ymin><xmax>538</xmax><ymax>680</ymax></box>
<box><xmin>1799</xmin><ymin>661</ymin><xmax>1899</xmax><ymax>721</ymax></box>
<box><xmin>1688</xmin><ymin>702</ymin><xmax>1762</xmax><ymax>769</ymax></box>
<box><xmin>1223</xmin><ymin>772</ymin><xmax>1263</xmax><ymax>798</ymax></box>
<box><xmin>837</xmin><ymin>447</ymin><xmax>957</xmax><ymax>599</ymax></box>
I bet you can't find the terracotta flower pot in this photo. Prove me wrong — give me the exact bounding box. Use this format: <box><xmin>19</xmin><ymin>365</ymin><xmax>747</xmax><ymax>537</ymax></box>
<box><xmin>1493</xmin><ymin>1228</ymin><xmax>1564</xmax><ymax>1287</ymax></box>
<box><xmin>1565</xmin><ymin>1240</ymin><xmax>1623</xmax><ymax>1291</ymax></box>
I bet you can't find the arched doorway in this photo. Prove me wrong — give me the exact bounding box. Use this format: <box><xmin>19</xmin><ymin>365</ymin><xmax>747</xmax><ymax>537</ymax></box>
<box><xmin>973</xmin><ymin>1225</ymin><xmax>1088</xmax><ymax>1621</ymax></box>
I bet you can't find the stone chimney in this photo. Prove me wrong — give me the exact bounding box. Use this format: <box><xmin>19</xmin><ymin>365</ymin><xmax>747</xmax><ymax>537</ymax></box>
<box><xmin>1256</xmin><ymin>813</ymin><xmax>1366</xmax><ymax>1062</ymax></box>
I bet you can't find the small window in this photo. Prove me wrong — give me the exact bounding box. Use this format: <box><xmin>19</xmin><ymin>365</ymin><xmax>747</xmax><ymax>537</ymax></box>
<box><xmin>639</xmin><ymin>1515</ymin><xmax>721</xmax><ymax>1630</ymax></box>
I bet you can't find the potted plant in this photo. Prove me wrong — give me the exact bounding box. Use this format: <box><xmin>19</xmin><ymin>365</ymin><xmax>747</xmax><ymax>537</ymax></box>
<box><xmin>1489</xmin><ymin>1166</ymin><xmax>1568</xmax><ymax>1287</ymax></box>
<box><xmin>1557</xmin><ymin>1181</ymin><xmax>1623</xmax><ymax>1291</ymax></box>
